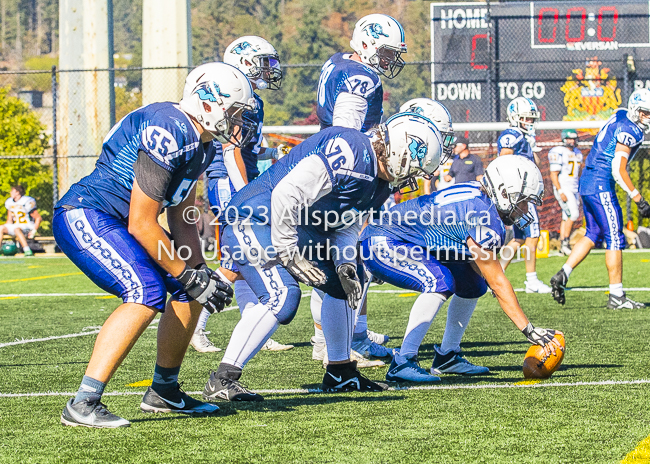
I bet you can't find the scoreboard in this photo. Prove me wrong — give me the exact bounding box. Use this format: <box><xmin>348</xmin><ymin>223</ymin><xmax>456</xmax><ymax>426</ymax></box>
<box><xmin>430</xmin><ymin>1</ymin><xmax>650</xmax><ymax>124</ymax></box>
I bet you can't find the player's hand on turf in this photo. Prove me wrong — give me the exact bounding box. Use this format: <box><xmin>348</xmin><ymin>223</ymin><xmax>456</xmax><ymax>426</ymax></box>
<box><xmin>176</xmin><ymin>263</ymin><xmax>233</xmax><ymax>314</ymax></box>
<box><xmin>279</xmin><ymin>250</ymin><xmax>327</xmax><ymax>287</ymax></box>
<box><xmin>337</xmin><ymin>263</ymin><xmax>362</xmax><ymax>309</ymax></box>
<box><xmin>636</xmin><ymin>197</ymin><xmax>650</xmax><ymax>218</ymax></box>
<box><xmin>522</xmin><ymin>323</ymin><xmax>562</xmax><ymax>355</ymax></box>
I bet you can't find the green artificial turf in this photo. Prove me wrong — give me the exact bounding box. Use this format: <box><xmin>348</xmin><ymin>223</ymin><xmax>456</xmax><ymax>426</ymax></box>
<box><xmin>0</xmin><ymin>253</ymin><xmax>649</xmax><ymax>463</ymax></box>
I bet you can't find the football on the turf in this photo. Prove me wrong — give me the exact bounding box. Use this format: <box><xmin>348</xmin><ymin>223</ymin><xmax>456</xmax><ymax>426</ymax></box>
<box><xmin>523</xmin><ymin>333</ymin><xmax>565</xmax><ymax>379</ymax></box>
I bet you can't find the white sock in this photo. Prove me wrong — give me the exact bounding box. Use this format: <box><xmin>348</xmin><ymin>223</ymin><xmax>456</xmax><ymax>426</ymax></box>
<box><xmin>234</xmin><ymin>280</ymin><xmax>258</xmax><ymax>316</ymax></box>
<box><xmin>221</xmin><ymin>303</ymin><xmax>279</xmax><ymax>369</ymax></box>
<box><xmin>526</xmin><ymin>272</ymin><xmax>539</xmax><ymax>283</ymax></box>
<box><xmin>195</xmin><ymin>308</ymin><xmax>211</xmax><ymax>333</ymax></box>
<box><xmin>354</xmin><ymin>314</ymin><xmax>368</xmax><ymax>336</ymax></box>
<box><xmin>440</xmin><ymin>296</ymin><xmax>478</xmax><ymax>355</ymax></box>
<box><xmin>23</xmin><ymin>246</ymin><xmax>31</xmax><ymax>253</ymax></box>
<box><xmin>609</xmin><ymin>283</ymin><xmax>624</xmax><ymax>297</ymax></box>
<box><xmin>321</xmin><ymin>295</ymin><xmax>353</xmax><ymax>362</ymax></box>
<box><xmin>400</xmin><ymin>293</ymin><xmax>447</xmax><ymax>359</ymax></box>
<box><xmin>562</xmin><ymin>264</ymin><xmax>573</xmax><ymax>278</ymax></box>
<box><xmin>310</xmin><ymin>288</ymin><xmax>325</xmax><ymax>344</ymax></box>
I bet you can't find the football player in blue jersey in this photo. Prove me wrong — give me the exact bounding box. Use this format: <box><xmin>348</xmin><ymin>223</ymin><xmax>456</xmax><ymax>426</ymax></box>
<box><xmin>360</xmin><ymin>156</ymin><xmax>564</xmax><ymax>382</ymax></box>
<box><xmin>310</xmin><ymin>14</ymin><xmax>408</xmax><ymax>365</ymax></box>
<box><xmin>550</xmin><ymin>89</ymin><xmax>650</xmax><ymax>309</ymax></box>
<box><xmin>192</xmin><ymin>36</ymin><xmax>293</xmax><ymax>353</ymax></box>
<box><xmin>201</xmin><ymin>113</ymin><xmax>443</xmax><ymax>401</ymax></box>
<box><xmin>54</xmin><ymin>63</ymin><xmax>258</xmax><ymax>428</ymax></box>
<box><xmin>497</xmin><ymin>97</ymin><xmax>552</xmax><ymax>294</ymax></box>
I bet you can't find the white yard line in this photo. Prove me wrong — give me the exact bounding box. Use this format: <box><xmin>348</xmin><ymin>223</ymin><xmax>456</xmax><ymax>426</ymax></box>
<box><xmin>1</xmin><ymin>379</ymin><xmax>649</xmax><ymax>398</ymax></box>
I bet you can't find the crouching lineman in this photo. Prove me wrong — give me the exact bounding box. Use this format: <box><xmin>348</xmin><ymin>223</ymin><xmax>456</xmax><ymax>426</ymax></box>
<box><xmin>550</xmin><ymin>89</ymin><xmax>650</xmax><ymax>309</ymax></box>
<box><xmin>360</xmin><ymin>156</ymin><xmax>564</xmax><ymax>382</ymax></box>
<box><xmin>549</xmin><ymin>129</ymin><xmax>582</xmax><ymax>256</ymax></box>
<box><xmin>53</xmin><ymin>63</ymin><xmax>257</xmax><ymax>427</ymax></box>
<box><xmin>193</xmin><ymin>36</ymin><xmax>293</xmax><ymax>353</ymax></box>
<box><xmin>202</xmin><ymin>113</ymin><xmax>443</xmax><ymax>401</ymax></box>
<box><xmin>497</xmin><ymin>97</ymin><xmax>551</xmax><ymax>294</ymax></box>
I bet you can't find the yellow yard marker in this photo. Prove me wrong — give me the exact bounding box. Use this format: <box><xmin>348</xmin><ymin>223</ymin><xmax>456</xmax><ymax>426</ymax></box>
<box><xmin>514</xmin><ymin>380</ymin><xmax>542</xmax><ymax>386</ymax></box>
<box><xmin>0</xmin><ymin>272</ymin><xmax>82</xmax><ymax>283</ymax></box>
<box><xmin>0</xmin><ymin>296</ymin><xmax>19</xmax><ymax>300</ymax></box>
<box><xmin>27</xmin><ymin>265</ymin><xmax>43</xmax><ymax>269</ymax></box>
<box><xmin>621</xmin><ymin>434</ymin><xmax>650</xmax><ymax>463</ymax></box>
<box><xmin>398</xmin><ymin>293</ymin><xmax>419</xmax><ymax>298</ymax></box>
<box><xmin>642</xmin><ymin>259</ymin><xmax>650</xmax><ymax>263</ymax></box>
<box><xmin>95</xmin><ymin>295</ymin><xmax>117</xmax><ymax>299</ymax></box>
<box><xmin>127</xmin><ymin>379</ymin><xmax>153</xmax><ymax>387</ymax></box>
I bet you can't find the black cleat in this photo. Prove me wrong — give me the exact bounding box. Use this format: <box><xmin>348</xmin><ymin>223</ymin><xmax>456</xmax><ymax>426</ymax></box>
<box><xmin>321</xmin><ymin>361</ymin><xmax>388</xmax><ymax>392</ymax></box>
<box><xmin>550</xmin><ymin>269</ymin><xmax>568</xmax><ymax>305</ymax></box>
<box><xmin>61</xmin><ymin>397</ymin><xmax>130</xmax><ymax>428</ymax></box>
<box><xmin>140</xmin><ymin>384</ymin><xmax>219</xmax><ymax>414</ymax></box>
<box><xmin>203</xmin><ymin>370</ymin><xmax>264</xmax><ymax>402</ymax></box>
<box><xmin>607</xmin><ymin>293</ymin><xmax>645</xmax><ymax>310</ymax></box>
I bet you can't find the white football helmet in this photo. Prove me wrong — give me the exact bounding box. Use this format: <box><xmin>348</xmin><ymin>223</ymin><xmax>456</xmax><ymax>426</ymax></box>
<box><xmin>224</xmin><ymin>36</ymin><xmax>283</xmax><ymax>91</ymax></box>
<box><xmin>507</xmin><ymin>97</ymin><xmax>540</xmax><ymax>135</ymax></box>
<box><xmin>180</xmin><ymin>62</ymin><xmax>258</xmax><ymax>147</ymax></box>
<box><xmin>400</xmin><ymin>98</ymin><xmax>455</xmax><ymax>162</ymax></box>
<box><xmin>378</xmin><ymin>113</ymin><xmax>443</xmax><ymax>188</ymax></box>
<box><xmin>628</xmin><ymin>88</ymin><xmax>650</xmax><ymax>133</ymax></box>
<box><xmin>350</xmin><ymin>14</ymin><xmax>407</xmax><ymax>79</ymax></box>
<box><xmin>482</xmin><ymin>156</ymin><xmax>544</xmax><ymax>229</ymax></box>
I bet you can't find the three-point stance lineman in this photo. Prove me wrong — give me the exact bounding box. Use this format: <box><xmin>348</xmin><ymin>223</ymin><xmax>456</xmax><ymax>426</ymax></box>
<box><xmin>550</xmin><ymin>89</ymin><xmax>650</xmax><ymax>309</ymax></box>
<box><xmin>202</xmin><ymin>114</ymin><xmax>443</xmax><ymax>401</ymax></box>
<box><xmin>361</xmin><ymin>156</ymin><xmax>564</xmax><ymax>382</ymax></box>
<box><xmin>54</xmin><ymin>63</ymin><xmax>256</xmax><ymax>428</ymax></box>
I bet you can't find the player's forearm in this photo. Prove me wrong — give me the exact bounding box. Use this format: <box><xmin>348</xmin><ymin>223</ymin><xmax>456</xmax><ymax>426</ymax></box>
<box><xmin>223</xmin><ymin>145</ymin><xmax>248</xmax><ymax>190</ymax></box>
<box><xmin>499</xmin><ymin>148</ymin><xmax>514</xmax><ymax>156</ymax></box>
<box><xmin>130</xmin><ymin>220</ymin><xmax>187</xmax><ymax>277</ymax></box>
<box><xmin>488</xmin><ymin>271</ymin><xmax>529</xmax><ymax>330</ymax></box>
<box><xmin>550</xmin><ymin>171</ymin><xmax>562</xmax><ymax>191</ymax></box>
<box><xmin>612</xmin><ymin>151</ymin><xmax>641</xmax><ymax>201</ymax></box>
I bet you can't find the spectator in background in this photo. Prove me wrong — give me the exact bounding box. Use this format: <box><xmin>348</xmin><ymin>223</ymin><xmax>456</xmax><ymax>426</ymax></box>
<box><xmin>425</xmin><ymin>156</ymin><xmax>455</xmax><ymax>194</ymax></box>
<box><xmin>445</xmin><ymin>136</ymin><xmax>484</xmax><ymax>184</ymax></box>
<box><xmin>0</xmin><ymin>185</ymin><xmax>42</xmax><ymax>256</ymax></box>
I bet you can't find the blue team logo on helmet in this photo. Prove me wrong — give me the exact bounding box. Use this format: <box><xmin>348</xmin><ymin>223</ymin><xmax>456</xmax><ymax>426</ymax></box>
<box><xmin>195</xmin><ymin>82</ymin><xmax>230</xmax><ymax>102</ymax></box>
<box><xmin>231</xmin><ymin>41</ymin><xmax>257</xmax><ymax>55</ymax></box>
<box><xmin>409</xmin><ymin>106</ymin><xmax>424</xmax><ymax>116</ymax></box>
<box><xmin>408</xmin><ymin>135</ymin><xmax>428</xmax><ymax>166</ymax></box>
<box><xmin>508</xmin><ymin>102</ymin><xmax>516</xmax><ymax>113</ymax></box>
<box><xmin>363</xmin><ymin>23</ymin><xmax>389</xmax><ymax>39</ymax></box>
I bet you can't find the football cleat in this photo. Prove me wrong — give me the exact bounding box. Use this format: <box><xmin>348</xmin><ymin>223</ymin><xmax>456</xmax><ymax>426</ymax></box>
<box><xmin>23</xmin><ymin>249</ymin><xmax>34</xmax><ymax>257</ymax></box>
<box><xmin>61</xmin><ymin>398</ymin><xmax>130</xmax><ymax>428</ymax></box>
<box><xmin>202</xmin><ymin>371</ymin><xmax>264</xmax><ymax>402</ymax></box>
<box><xmin>260</xmin><ymin>338</ymin><xmax>294</xmax><ymax>351</ymax></box>
<box><xmin>608</xmin><ymin>293</ymin><xmax>645</xmax><ymax>310</ymax></box>
<box><xmin>550</xmin><ymin>269</ymin><xmax>568</xmax><ymax>305</ymax></box>
<box><xmin>312</xmin><ymin>337</ymin><xmax>385</xmax><ymax>368</ymax></box>
<box><xmin>386</xmin><ymin>354</ymin><xmax>440</xmax><ymax>382</ymax></box>
<box><xmin>140</xmin><ymin>384</ymin><xmax>219</xmax><ymax>414</ymax></box>
<box><xmin>525</xmin><ymin>279</ymin><xmax>552</xmax><ymax>294</ymax></box>
<box><xmin>190</xmin><ymin>329</ymin><xmax>221</xmax><ymax>353</ymax></box>
<box><xmin>321</xmin><ymin>361</ymin><xmax>388</xmax><ymax>392</ymax></box>
<box><xmin>431</xmin><ymin>345</ymin><xmax>489</xmax><ymax>375</ymax></box>
<box><xmin>367</xmin><ymin>330</ymin><xmax>389</xmax><ymax>346</ymax></box>
<box><xmin>351</xmin><ymin>337</ymin><xmax>394</xmax><ymax>358</ymax></box>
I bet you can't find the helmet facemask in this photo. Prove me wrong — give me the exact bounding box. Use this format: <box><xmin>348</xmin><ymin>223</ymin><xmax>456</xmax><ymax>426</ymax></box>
<box><xmin>516</xmin><ymin>115</ymin><xmax>539</xmax><ymax>135</ymax></box>
<box><xmin>368</xmin><ymin>45</ymin><xmax>406</xmax><ymax>79</ymax></box>
<box><xmin>632</xmin><ymin>107</ymin><xmax>650</xmax><ymax>133</ymax></box>
<box><xmin>439</xmin><ymin>130</ymin><xmax>456</xmax><ymax>163</ymax></box>
<box><xmin>248</xmin><ymin>54</ymin><xmax>283</xmax><ymax>90</ymax></box>
<box><xmin>212</xmin><ymin>102</ymin><xmax>258</xmax><ymax>148</ymax></box>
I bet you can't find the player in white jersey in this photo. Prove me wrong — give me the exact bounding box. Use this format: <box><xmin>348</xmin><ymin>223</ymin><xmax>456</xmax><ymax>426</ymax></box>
<box><xmin>0</xmin><ymin>185</ymin><xmax>42</xmax><ymax>256</ymax></box>
<box><xmin>549</xmin><ymin>129</ymin><xmax>583</xmax><ymax>255</ymax></box>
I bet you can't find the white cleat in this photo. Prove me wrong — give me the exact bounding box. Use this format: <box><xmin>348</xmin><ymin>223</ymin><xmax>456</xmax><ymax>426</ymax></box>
<box><xmin>260</xmin><ymin>338</ymin><xmax>294</xmax><ymax>351</ymax></box>
<box><xmin>190</xmin><ymin>329</ymin><xmax>221</xmax><ymax>353</ymax></box>
<box><xmin>367</xmin><ymin>330</ymin><xmax>389</xmax><ymax>346</ymax></box>
<box><xmin>525</xmin><ymin>280</ymin><xmax>552</xmax><ymax>294</ymax></box>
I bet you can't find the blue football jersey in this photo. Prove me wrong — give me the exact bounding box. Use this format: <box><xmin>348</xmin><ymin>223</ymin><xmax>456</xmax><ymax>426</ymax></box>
<box><xmin>316</xmin><ymin>53</ymin><xmax>383</xmax><ymax>132</ymax></box>
<box><xmin>205</xmin><ymin>93</ymin><xmax>264</xmax><ymax>183</ymax></box>
<box><xmin>226</xmin><ymin>126</ymin><xmax>392</xmax><ymax>231</ymax></box>
<box><xmin>57</xmin><ymin>102</ymin><xmax>217</xmax><ymax>221</ymax></box>
<box><xmin>580</xmin><ymin>109</ymin><xmax>645</xmax><ymax>195</ymax></box>
<box><xmin>497</xmin><ymin>127</ymin><xmax>534</xmax><ymax>162</ymax></box>
<box><xmin>360</xmin><ymin>182</ymin><xmax>506</xmax><ymax>258</ymax></box>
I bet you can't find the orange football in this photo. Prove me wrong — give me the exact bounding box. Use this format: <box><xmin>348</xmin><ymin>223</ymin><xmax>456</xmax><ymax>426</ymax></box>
<box><xmin>522</xmin><ymin>333</ymin><xmax>565</xmax><ymax>379</ymax></box>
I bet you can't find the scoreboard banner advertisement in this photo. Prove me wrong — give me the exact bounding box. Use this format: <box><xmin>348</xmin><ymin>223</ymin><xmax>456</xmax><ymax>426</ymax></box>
<box><xmin>430</xmin><ymin>1</ymin><xmax>650</xmax><ymax>125</ymax></box>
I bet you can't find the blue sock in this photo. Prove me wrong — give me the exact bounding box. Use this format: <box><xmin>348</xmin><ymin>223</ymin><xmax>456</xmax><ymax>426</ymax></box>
<box><xmin>151</xmin><ymin>364</ymin><xmax>180</xmax><ymax>393</ymax></box>
<box><xmin>74</xmin><ymin>375</ymin><xmax>106</xmax><ymax>404</ymax></box>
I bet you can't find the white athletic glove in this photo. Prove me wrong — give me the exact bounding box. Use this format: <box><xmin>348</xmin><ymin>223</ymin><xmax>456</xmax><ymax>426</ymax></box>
<box><xmin>279</xmin><ymin>250</ymin><xmax>327</xmax><ymax>287</ymax></box>
<box><xmin>270</xmin><ymin>144</ymin><xmax>290</xmax><ymax>160</ymax></box>
<box><xmin>176</xmin><ymin>264</ymin><xmax>233</xmax><ymax>314</ymax></box>
<box><xmin>27</xmin><ymin>230</ymin><xmax>36</xmax><ymax>239</ymax></box>
<box><xmin>337</xmin><ymin>263</ymin><xmax>362</xmax><ymax>309</ymax></box>
<box><xmin>522</xmin><ymin>322</ymin><xmax>557</xmax><ymax>346</ymax></box>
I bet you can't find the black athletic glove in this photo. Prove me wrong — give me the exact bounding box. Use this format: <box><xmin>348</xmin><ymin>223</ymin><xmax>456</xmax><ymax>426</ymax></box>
<box><xmin>522</xmin><ymin>322</ymin><xmax>556</xmax><ymax>347</ymax></box>
<box><xmin>279</xmin><ymin>250</ymin><xmax>327</xmax><ymax>287</ymax></box>
<box><xmin>337</xmin><ymin>263</ymin><xmax>362</xmax><ymax>309</ymax></box>
<box><xmin>176</xmin><ymin>264</ymin><xmax>233</xmax><ymax>314</ymax></box>
<box><xmin>636</xmin><ymin>197</ymin><xmax>650</xmax><ymax>218</ymax></box>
